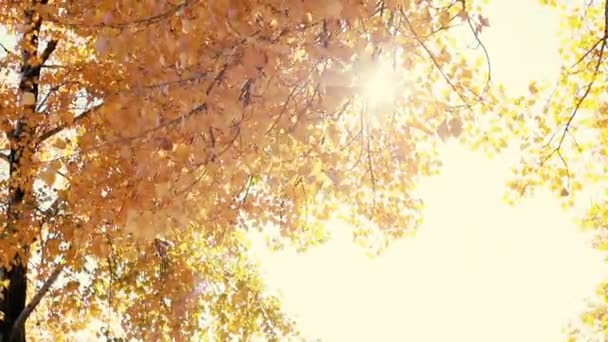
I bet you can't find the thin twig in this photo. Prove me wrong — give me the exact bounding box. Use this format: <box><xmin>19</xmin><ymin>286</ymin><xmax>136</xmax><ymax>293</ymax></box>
<box><xmin>571</xmin><ymin>37</ymin><xmax>603</xmax><ymax>68</ymax></box>
<box><xmin>47</xmin><ymin>0</ymin><xmax>193</xmax><ymax>29</ymax></box>
<box><xmin>0</xmin><ymin>42</ymin><xmax>14</xmax><ymax>56</ymax></box>
<box><xmin>559</xmin><ymin>0</ymin><xmax>608</xmax><ymax>149</ymax></box>
<box><xmin>401</xmin><ymin>10</ymin><xmax>471</xmax><ymax>108</ymax></box>
<box><xmin>37</xmin><ymin>102</ymin><xmax>104</xmax><ymax>144</ymax></box>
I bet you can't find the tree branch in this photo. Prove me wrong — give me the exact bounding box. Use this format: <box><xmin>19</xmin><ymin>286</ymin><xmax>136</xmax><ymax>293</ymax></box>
<box><xmin>0</xmin><ymin>42</ymin><xmax>14</xmax><ymax>57</ymax></box>
<box><xmin>37</xmin><ymin>102</ymin><xmax>104</xmax><ymax>145</ymax></box>
<box><xmin>22</xmin><ymin>39</ymin><xmax>58</xmax><ymax>80</ymax></box>
<box><xmin>47</xmin><ymin>0</ymin><xmax>193</xmax><ymax>29</ymax></box>
<box><xmin>9</xmin><ymin>263</ymin><xmax>64</xmax><ymax>342</ymax></box>
<box><xmin>530</xmin><ymin>0</ymin><xmax>608</xmax><ymax>197</ymax></box>
<box><xmin>39</xmin><ymin>40</ymin><xmax>58</xmax><ymax>66</ymax></box>
<box><xmin>400</xmin><ymin>10</ymin><xmax>472</xmax><ymax>109</ymax></box>
<box><xmin>551</xmin><ymin>0</ymin><xmax>608</xmax><ymax>156</ymax></box>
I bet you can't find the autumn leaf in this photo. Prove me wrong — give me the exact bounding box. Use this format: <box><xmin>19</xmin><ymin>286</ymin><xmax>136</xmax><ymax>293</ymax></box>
<box><xmin>528</xmin><ymin>82</ymin><xmax>539</xmax><ymax>94</ymax></box>
<box><xmin>439</xmin><ymin>11</ymin><xmax>451</xmax><ymax>27</ymax></box>
<box><xmin>21</xmin><ymin>92</ymin><xmax>35</xmax><ymax>106</ymax></box>
<box><xmin>449</xmin><ymin>117</ymin><xmax>463</xmax><ymax>137</ymax></box>
<box><xmin>479</xmin><ymin>15</ymin><xmax>490</xmax><ymax>28</ymax></box>
<box><xmin>437</xmin><ymin>118</ymin><xmax>450</xmax><ymax>141</ymax></box>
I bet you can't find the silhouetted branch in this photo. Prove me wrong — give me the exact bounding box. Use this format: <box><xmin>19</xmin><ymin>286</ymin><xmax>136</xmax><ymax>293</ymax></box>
<box><xmin>37</xmin><ymin>102</ymin><xmax>104</xmax><ymax>144</ymax></box>
<box><xmin>10</xmin><ymin>263</ymin><xmax>64</xmax><ymax>342</ymax></box>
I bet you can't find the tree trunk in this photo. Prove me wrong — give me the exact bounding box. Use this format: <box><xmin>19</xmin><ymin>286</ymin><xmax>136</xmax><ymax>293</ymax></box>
<box><xmin>0</xmin><ymin>263</ymin><xmax>27</xmax><ymax>342</ymax></box>
<box><xmin>1</xmin><ymin>147</ymin><xmax>29</xmax><ymax>342</ymax></box>
<box><xmin>0</xmin><ymin>1</ymin><xmax>54</xmax><ymax>340</ymax></box>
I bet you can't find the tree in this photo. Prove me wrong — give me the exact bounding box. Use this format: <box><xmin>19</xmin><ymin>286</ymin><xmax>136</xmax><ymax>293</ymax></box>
<box><xmin>465</xmin><ymin>0</ymin><xmax>608</xmax><ymax>340</ymax></box>
<box><xmin>0</xmin><ymin>0</ymin><xmax>492</xmax><ymax>340</ymax></box>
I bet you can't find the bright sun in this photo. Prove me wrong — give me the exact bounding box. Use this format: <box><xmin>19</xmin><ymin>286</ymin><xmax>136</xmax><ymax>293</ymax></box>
<box><xmin>359</xmin><ymin>58</ymin><xmax>403</xmax><ymax>107</ymax></box>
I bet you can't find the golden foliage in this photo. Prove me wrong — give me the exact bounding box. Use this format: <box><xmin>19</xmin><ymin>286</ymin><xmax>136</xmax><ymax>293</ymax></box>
<box><xmin>0</xmin><ymin>0</ymin><xmax>492</xmax><ymax>340</ymax></box>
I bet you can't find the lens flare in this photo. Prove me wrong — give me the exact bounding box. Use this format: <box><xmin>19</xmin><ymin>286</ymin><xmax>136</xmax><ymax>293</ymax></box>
<box><xmin>360</xmin><ymin>59</ymin><xmax>402</xmax><ymax>107</ymax></box>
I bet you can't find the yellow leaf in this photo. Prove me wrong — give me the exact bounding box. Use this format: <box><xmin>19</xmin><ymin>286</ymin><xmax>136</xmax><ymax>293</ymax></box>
<box><xmin>41</xmin><ymin>168</ymin><xmax>56</xmax><ymax>187</ymax></box>
<box><xmin>52</xmin><ymin>139</ymin><xmax>67</xmax><ymax>149</ymax></box>
<box><xmin>439</xmin><ymin>11</ymin><xmax>451</xmax><ymax>27</ymax></box>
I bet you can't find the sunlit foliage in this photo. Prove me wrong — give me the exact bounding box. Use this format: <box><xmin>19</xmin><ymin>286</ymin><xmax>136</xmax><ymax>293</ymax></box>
<box><xmin>0</xmin><ymin>0</ymin><xmax>492</xmax><ymax>340</ymax></box>
<box><xmin>471</xmin><ymin>1</ymin><xmax>608</xmax><ymax>340</ymax></box>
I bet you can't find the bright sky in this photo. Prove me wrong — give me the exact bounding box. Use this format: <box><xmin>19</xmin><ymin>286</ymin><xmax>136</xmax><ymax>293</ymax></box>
<box><xmin>252</xmin><ymin>1</ymin><xmax>608</xmax><ymax>341</ymax></box>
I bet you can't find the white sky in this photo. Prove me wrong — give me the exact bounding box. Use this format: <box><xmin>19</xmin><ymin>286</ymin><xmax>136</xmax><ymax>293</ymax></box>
<box><xmin>253</xmin><ymin>1</ymin><xmax>608</xmax><ymax>341</ymax></box>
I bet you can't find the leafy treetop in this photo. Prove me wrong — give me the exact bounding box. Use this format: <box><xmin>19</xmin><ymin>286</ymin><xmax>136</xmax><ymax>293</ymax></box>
<box><xmin>0</xmin><ymin>0</ymin><xmax>492</xmax><ymax>340</ymax></box>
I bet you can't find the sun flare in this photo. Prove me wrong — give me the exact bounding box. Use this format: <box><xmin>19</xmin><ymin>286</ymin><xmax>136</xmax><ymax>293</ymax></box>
<box><xmin>359</xmin><ymin>58</ymin><xmax>403</xmax><ymax>107</ymax></box>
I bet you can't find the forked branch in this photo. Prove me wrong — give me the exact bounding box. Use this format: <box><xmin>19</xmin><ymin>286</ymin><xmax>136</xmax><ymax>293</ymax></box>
<box><xmin>9</xmin><ymin>263</ymin><xmax>65</xmax><ymax>342</ymax></box>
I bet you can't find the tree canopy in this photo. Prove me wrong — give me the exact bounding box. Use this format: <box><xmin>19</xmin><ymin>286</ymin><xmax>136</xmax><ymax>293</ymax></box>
<box><xmin>0</xmin><ymin>0</ymin><xmax>606</xmax><ymax>341</ymax></box>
